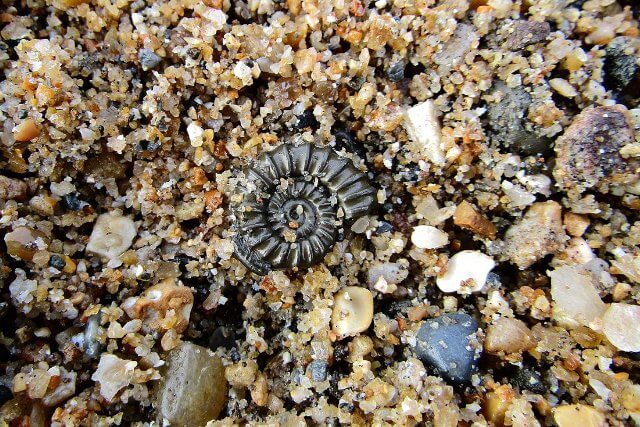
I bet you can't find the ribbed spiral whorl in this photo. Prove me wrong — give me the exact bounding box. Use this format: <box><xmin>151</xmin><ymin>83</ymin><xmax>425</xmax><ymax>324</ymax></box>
<box><xmin>232</xmin><ymin>143</ymin><xmax>376</xmax><ymax>275</ymax></box>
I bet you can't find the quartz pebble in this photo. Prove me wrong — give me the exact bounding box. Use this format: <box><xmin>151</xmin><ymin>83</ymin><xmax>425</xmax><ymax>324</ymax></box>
<box><xmin>4</xmin><ymin>227</ymin><xmax>48</xmax><ymax>261</ymax></box>
<box><xmin>503</xmin><ymin>201</ymin><xmax>566</xmax><ymax>269</ymax></box>
<box><xmin>0</xmin><ymin>175</ymin><xmax>27</xmax><ymax>201</ymax></box>
<box><xmin>13</xmin><ymin>118</ymin><xmax>40</xmax><ymax>142</ymax></box>
<box><xmin>484</xmin><ymin>317</ymin><xmax>536</xmax><ymax>355</ymax></box>
<box><xmin>331</xmin><ymin>287</ymin><xmax>374</xmax><ymax>338</ymax></box>
<box><xmin>413</xmin><ymin>313</ymin><xmax>480</xmax><ymax>385</ymax></box>
<box><xmin>86</xmin><ymin>212</ymin><xmax>137</xmax><ymax>264</ymax></box>
<box><xmin>550</xmin><ymin>265</ymin><xmax>606</xmax><ymax>328</ymax></box>
<box><xmin>602</xmin><ymin>303</ymin><xmax>640</xmax><ymax>352</ymax></box>
<box><xmin>554</xmin><ymin>404</ymin><xmax>606</xmax><ymax>427</ymax></box>
<box><xmin>436</xmin><ymin>250</ymin><xmax>495</xmax><ymax>293</ymax></box>
<box><xmin>91</xmin><ymin>354</ymin><xmax>137</xmax><ymax>402</ymax></box>
<box><xmin>404</xmin><ymin>100</ymin><xmax>445</xmax><ymax>165</ymax></box>
<box><xmin>410</xmin><ymin>225</ymin><xmax>449</xmax><ymax>249</ymax></box>
<box><xmin>155</xmin><ymin>342</ymin><xmax>227</xmax><ymax>426</ymax></box>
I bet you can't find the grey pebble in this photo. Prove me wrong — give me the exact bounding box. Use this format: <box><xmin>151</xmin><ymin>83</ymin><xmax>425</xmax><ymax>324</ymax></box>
<box><xmin>307</xmin><ymin>360</ymin><xmax>328</xmax><ymax>382</ymax></box>
<box><xmin>413</xmin><ymin>312</ymin><xmax>481</xmax><ymax>385</ymax></box>
<box><xmin>138</xmin><ymin>48</ymin><xmax>162</xmax><ymax>71</ymax></box>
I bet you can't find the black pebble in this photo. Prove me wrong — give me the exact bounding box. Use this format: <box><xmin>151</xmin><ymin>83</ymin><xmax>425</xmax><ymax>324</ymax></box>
<box><xmin>49</xmin><ymin>254</ymin><xmax>66</xmax><ymax>270</ymax></box>
<box><xmin>413</xmin><ymin>312</ymin><xmax>481</xmax><ymax>385</ymax></box>
<box><xmin>603</xmin><ymin>37</ymin><xmax>639</xmax><ymax>92</ymax></box>
<box><xmin>512</xmin><ymin>367</ymin><xmax>546</xmax><ymax>394</ymax></box>
<box><xmin>62</xmin><ymin>193</ymin><xmax>83</xmax><ymax>211</ymax></box>
<box><xmin>294</xmin><ymin>110</ymin><xmax>319</xmax><ymax>130</ymax></box>
<box><xmin>387</xmin><ymin>61</ymin><xmax>405</xmax><ymax>82</ymax></box>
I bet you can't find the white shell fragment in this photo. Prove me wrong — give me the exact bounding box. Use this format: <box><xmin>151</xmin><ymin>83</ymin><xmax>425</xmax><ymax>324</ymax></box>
<box><xmin>404</xmin><ymin>100</ymin><xmax>445</xmax><ymax>165</ymax></box>
<box><xmin>411</xmin><ymin>225</ymin><xmax>449</xmax><ymax>249</ymax></box>
<box><xmin>86</xmin><ymin>212</ymin><xmax>137</xmax><ymax>264</ymax></box>
<box><xmin>436</xmin><ymin>250</ymin><xmax>495</xmax><ymax>293</ymax></box>
<box><xmin>91</xmin><ymin>354</ymin><xmax>137</xmax><ymax>401</ymax></box>
<box><xmin>549</xmin><ymin>265</ymin><xmax>606</xmax><ymax>328</ymax></box>
<box><xmin>332</xmin><ymin>286</ymin><xmax>374</xmax><ymax>338</ymax></box>
<box><xmin>602</xmin><ymin>303</ymin><xmax>640</xmax><ymax>352</ymax></box>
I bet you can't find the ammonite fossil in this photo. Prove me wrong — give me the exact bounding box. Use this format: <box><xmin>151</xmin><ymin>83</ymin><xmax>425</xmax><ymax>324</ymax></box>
<box><xmin>232</xmin><ymin>143</ymin><xmax>376</xmax><ymax>275</ymax></box>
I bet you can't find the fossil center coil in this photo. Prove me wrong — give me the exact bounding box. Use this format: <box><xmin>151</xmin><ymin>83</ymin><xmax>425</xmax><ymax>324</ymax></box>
<box><xmin>231</xmin><ymin>142</ymin><xmax>376</xmax><ymax>275</ymax></box>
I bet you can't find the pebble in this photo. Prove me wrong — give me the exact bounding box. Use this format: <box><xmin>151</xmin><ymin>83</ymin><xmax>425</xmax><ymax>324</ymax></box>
<box><xmin>498</xmin><ymin>19</ymin><xmax>550</xmax><ymax>51</ymax></box>
<box><xmin>404</xmin><ymin>100</ymin><xmax>445</xmax><ymax>165</ymax></box>
<box><xmin>12</xmin><ymin>118</ymin><xmax>40</xmax><ymax>142</ymax></box>
<box><xmin>410</xmin><ymin>225</ymin><xmax>449</xmax><ymax>249</ymax></box>
<box><xmin>484</xmin><ymin>317</ymin><xmax>536</xmax><ymax>355</ymax></box>
<box><xmin>512</xmin><ymin>367</ymin><xmax>545</xmax><ymax>394</ymax></box>
<box><xmin>602</xmin><ymin>303</ymin><xmax>640</xmax><ymax>352</ymax></box>
<box><xmin>554</xmin><ymin>404</ymin><xmax>606</xmax><ymax>427</ymax></box>
<box><xmin>436</xmin><ymin>250</ymin><xmax>495</xmax><ymax>293</ymax></box>
<box><xmin>413</xmin><ymin>312</ymin><xmax>480</xmax><ymax>385</ymax></box>
<box><xmin>554</xmin><ymin>104</ymin><xmax>638</xmax><ymax>194</ymax></box>
<box><xmin>0</xmin><ymin>175</ymin><xmax>27</xmax><ymax>201</ymax></box>
<box><xmin>487</xmin><ymin>81</ymin><xmax>549</xmax><ymax>155</ymax></box>
<box><xmin>387</xmin><ymin>61</ymin><xmax>405</xmax><ymax>82</ymax></box>
<box><xmin>550</xmin><ymin>265</ymin><xmax>606</xmax><ymax>328</ymax></box>
<box><xmin>503</xmin><ymin>201</ymin><xmax>566</xmax><ymax>269</ymax></box>
<box><xmin>603</xmin><ymin>37</ymin><xmax>639</xmax><ymax>91</ymax></box>
<box><xmin>155</xmin><ymin>342</ymin><xmax>227</xmax><ymax>426</ymax></box>
<box><xmin>307</xmin><ymin>360</ymin><xmax>328</xmax><ymax>382</ymax></box>
<box><xmin>91</xmin><ymin>354</ymin><xmax>137</xmax><ymax>401</ymax></box>
<box><xmin>4</xmin><ymin>226</ymin><xmax>49</xmax><ymax>262</ymax></box>
<box><xmin>331</xmin><ymin>287</ymin><xmax>374</xmax><ymax>338</ymax></box>
<box><xmin>86</xmin><ymin>212</ymin><xmax>137</xmax><ymax>264</ymax></box>
<box><xmin>453</xmin><ymin>201</ymin><xmax>497</xmax><ymax>239</ymax></box>
<box><xmin>138</xmin><ymin>48</ymin><xmax>162</xmax><ymax>71</ymax></box>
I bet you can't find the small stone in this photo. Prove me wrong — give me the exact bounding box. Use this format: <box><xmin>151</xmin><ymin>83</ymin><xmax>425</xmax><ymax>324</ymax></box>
<box><xmin>484</xmin><ymin>317</ymin><xmax>536</xmax><ymax>355</ymax></box>
<box><xmin>155</xmin><ymin>342</ymin><xmax>227</xmax><ymax>426</ymax></box>
<box><xmin>487</xmin><ymin>81</ymin><xmax>549</xmax><ymax>155</ymax></box>
<box><xmin>48</xmin><ymin>254</ymin><xmax>66</xmax><ymax>270</ymax></box>
<box><xmin>483</xmin><ymin>385</ymin><xmax>514</xmax><ymax>426</ymax></box>
<box><xmin>187</xmin><ymin>122</ymin><xmax>204</xmax><ymax>147</ymax></box>
<box><xmin>0</xmin><ymin>175</ymin><xmax>27</xmax><ymax>201</ymax></box>
<box><xmin>404</xmin><ymin>100</ymin><xmax>445</xmax><ymax>165</ymax></box>
<box><xmin>4</xmin><ymin>226</ymin><xmax>49</xmax><ymax>262</ymax></box>
<box><xmin>436</xmin><ymin>250</ymin><xmax>495</xmax><ymax>293</ymax></box>
<box><xmin>564</xmin><ymin>212</ymin><xmax>590</xmax><ymax>237</ymax></box>
<box><xmin>453</xmin><ymin>201</ymin><xmax>497</xmax><ymax>239</ymax></box>
<box><xmin>83</xmin><ymin>314</ymin><xmax>104</xmax><ymax>359</ymax></box>
<box><xmin>307</xmin><ymin>360</ymin><xmax>328</xmax><ymax>382</ymax></box>
<box><xmin>387</xmin><ymin>61</ymin><xmax>405</xmax><ymax>82</ymax></box>
<box><xmin>411</xmin><ymin>225</ymin><xmax>449</xmax><ymax>249</ymax></box>
<box><xmin>622</xmin><ymin>384</ymin><xmax>640</xmax><ymax>413</ymax></box>
<box><xmin>503</xmin><ymin>201</ymin><xmax>566</xmax><ymax>269</ymax></box>
<box><xmin>549</xmin><ymin>78</ymin><xmax>578</xmax><ymax>98</ymax></box>
<box><xmin>13</xmin><ymin>118</ymin><xmax>40</xmax><ymax>142</ymax></box>
<box><xmin>331</xmin><ymin>287</ymin><xmax>374</xmax><ymax>338</ymax></box>
<box><xmin>86</xmin><ymin>212</ymin><xmax>137</xmax><ymax>264</ymax></box>
<box><xmin>91</xmin><ymin>354</ymin><xmax>137</xmax><ymax>401</ymax></box>
<box><xmin>138</xmin><ymin>48</ymin><xmax>162</xmax><ymax>71</ymax></box>
<box><xmin>554</xmin><ymin>104</ymin><xmax>638</xmax><ymax>194</ymax></box>
<box><xmin>602</xmin><ymin>303</ymin><xmax>640</xmax><ymax>352</ymax></box>
<box><xmin>603</xmin><ymin>37</ymin><xmax>639</xmax><ymax>91</ymax></box>
<box><xmin>512</xmin><ymin>367</ymin><xmax>545</xmax><ymax>394</ymax></box>
<box><xmin>550</xmin><ymin>265</ymin><xmax>606</xmax><ymax>328</ymax></box>
<box><xmin>498</xmin><ymin>19</ymin><xmax>550</xmax><ymax>51</ymax></box>
<box><xmin>413</xmin><ymin>312</ymin><xmax>480</xmax><ymax>385</ymax></box>
<box><xmin>554</xmin><ymin>404</ymin><xmax>606</xmax><ymax>427</ymax></box>
<box><xmin>433</xmin><ymin>24</ymin><xmax>478</xmax><ymax>72</ymax></box>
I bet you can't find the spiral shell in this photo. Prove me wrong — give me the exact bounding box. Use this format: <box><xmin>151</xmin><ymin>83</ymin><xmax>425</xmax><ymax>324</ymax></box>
<box><xmin>232</xmin><ymin>143</ymin><xmax>376</xmax><ymax>275</ymax></box>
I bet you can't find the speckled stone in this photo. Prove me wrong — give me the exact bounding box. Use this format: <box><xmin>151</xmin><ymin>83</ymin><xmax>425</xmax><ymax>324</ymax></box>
<box><xmin>413</xmin><ymin>312</ymin><xmax>480</xmax><ymax>385</ymax></box>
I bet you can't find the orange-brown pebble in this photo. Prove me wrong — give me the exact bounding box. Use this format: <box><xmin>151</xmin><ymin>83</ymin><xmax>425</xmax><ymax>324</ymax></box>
<box><xmin>483</xmin><ymin>385</ymin><xmax>514</xmax><ymax>427</ymax></box>
<box><xmin>453</xmin><ymin>201</ymin><xmax>497</xmax><ymax>239</ymax></box>
<box><xmin>13</xmin><ymin>119</ymin><xmax>40</xmax><ymax>142</ymax></box>
<box><xmin>564</xmin><ymin>213</ymin><xmax>590</xmax><ymax>237</ymax></box>
<box><xmin>204</xmin><ymin>189</ymin><xmax>223</xmax><ymax>211</ymax></box>
<box><xmin>4</xmin><ymin>227</ymin><xmax>49</xmax><ymax>261</ymax></box>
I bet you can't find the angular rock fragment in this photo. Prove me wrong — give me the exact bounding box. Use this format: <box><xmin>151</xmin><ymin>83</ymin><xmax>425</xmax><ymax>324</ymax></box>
<box><xmin>497</xmin><ymin>20</ymin><xmax>550</xmax><ymax>51</ymax></box>
<box><xmin>554</xmin><ymin>105</ymin><xmax>638</xmax><ymax>194</ymax></box>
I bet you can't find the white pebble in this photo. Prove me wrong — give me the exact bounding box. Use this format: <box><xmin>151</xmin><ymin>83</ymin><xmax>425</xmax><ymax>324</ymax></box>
<box><xmin>331</xmin><ymin>287</ymin><xmax>374</xmax><ymax>338</ymax></box>
<box><xmin>404</xmin><ymin>100</ymin><xmax>445</xmax><ymax>165</ymax></box>
<box><xmin>411</xmin><ymin>225</ymin><xmax>449</xmax><ymax>249</ymax></box>
<box><xmin>186</xmin><ymin>122</ymin><xmax>204</xmax><ymax>147</ymax></box>
<box><xmin>602</xmin><ymin>303</ymin><xmax>640</xmax><ymax>352</ymax></box>
<box><xmin>86</xmin><ymin>213</ymin><xmax>137</xmax><ymax>263</ymax></box>
<box><xmin>549</xmin><ymin>265</ymin><xmax>606</xmax><ymax>328</ymax></box>
<box><xmin>436</xmin><ymin>250</ymin><xmax>495</xmax><ymax>293</ymax></box>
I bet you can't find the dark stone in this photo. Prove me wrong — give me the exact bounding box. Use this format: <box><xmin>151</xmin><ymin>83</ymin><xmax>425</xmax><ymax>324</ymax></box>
<box><xmin>376</xmin><ymin>221</ymin><xmax>394</xmax><ymax>234</ymax></box>
<box><xmin>308</xmin><ymin>360</ymin><xmax>328</xmax><ymax>382</ymax></box>
<box><xmin>487</xmin><ymin>81</ymin><xmax>551</xmax><ymax>155</ymax></box>
<box><xmin>414</xmin><ymin>312</ymin><xmax>481</xmax><ymax>385</ymax></box>
<box><xmin>512</xmin><ymin>366</ymin><xmax>546</xmax><ymax>394</ymax></box>
<box><xmin>387</xmin><ymin>61</ymin><xmax>405</xmax><ymax>82</ymax></box>
<box><xmin>138</xmin><ymin>48</ymin><xmax>162</xmax><ymax>71</ymax></box>
<box><xmin>333</xmin><ymin>128</ymin><xmax>367</xmax><ymax>160</ymax></box>
<box><xmin>48</xmin><ymin>254</ymin><xmax>66</xmax><ymax>270</ymax></box>
<box><xmin>603</xmin><ymin>37</ymin><xmax>639</xmax><ymax>91</ymax></box>
<box><xmin>62</xmin><ymin>193</ymin><xmax>83</xmax><ymax>211</ymax></box>
<box><xmin>347</xmin><ymin>75</ymin><xmax>365</xmax><ymax>91</ymax></box>
<box><xmin>498</xmin><ymin>20</ymin><xmax>550</xmax><ymax>51</ymax></box>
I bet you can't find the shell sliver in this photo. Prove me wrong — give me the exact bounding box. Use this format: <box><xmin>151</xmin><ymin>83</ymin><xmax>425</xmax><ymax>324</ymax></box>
<box><xmin>232</xmin><ymin>143</ymin><xmax>376</xmax><ymax>275</ymax></box>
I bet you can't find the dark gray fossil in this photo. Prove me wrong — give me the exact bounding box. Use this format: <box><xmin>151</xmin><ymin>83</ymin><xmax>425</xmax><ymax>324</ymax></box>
<box><xmin>232</xmin><ymin>143</ymin><xmax>376</xmax><ymax>275</ymax></box>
